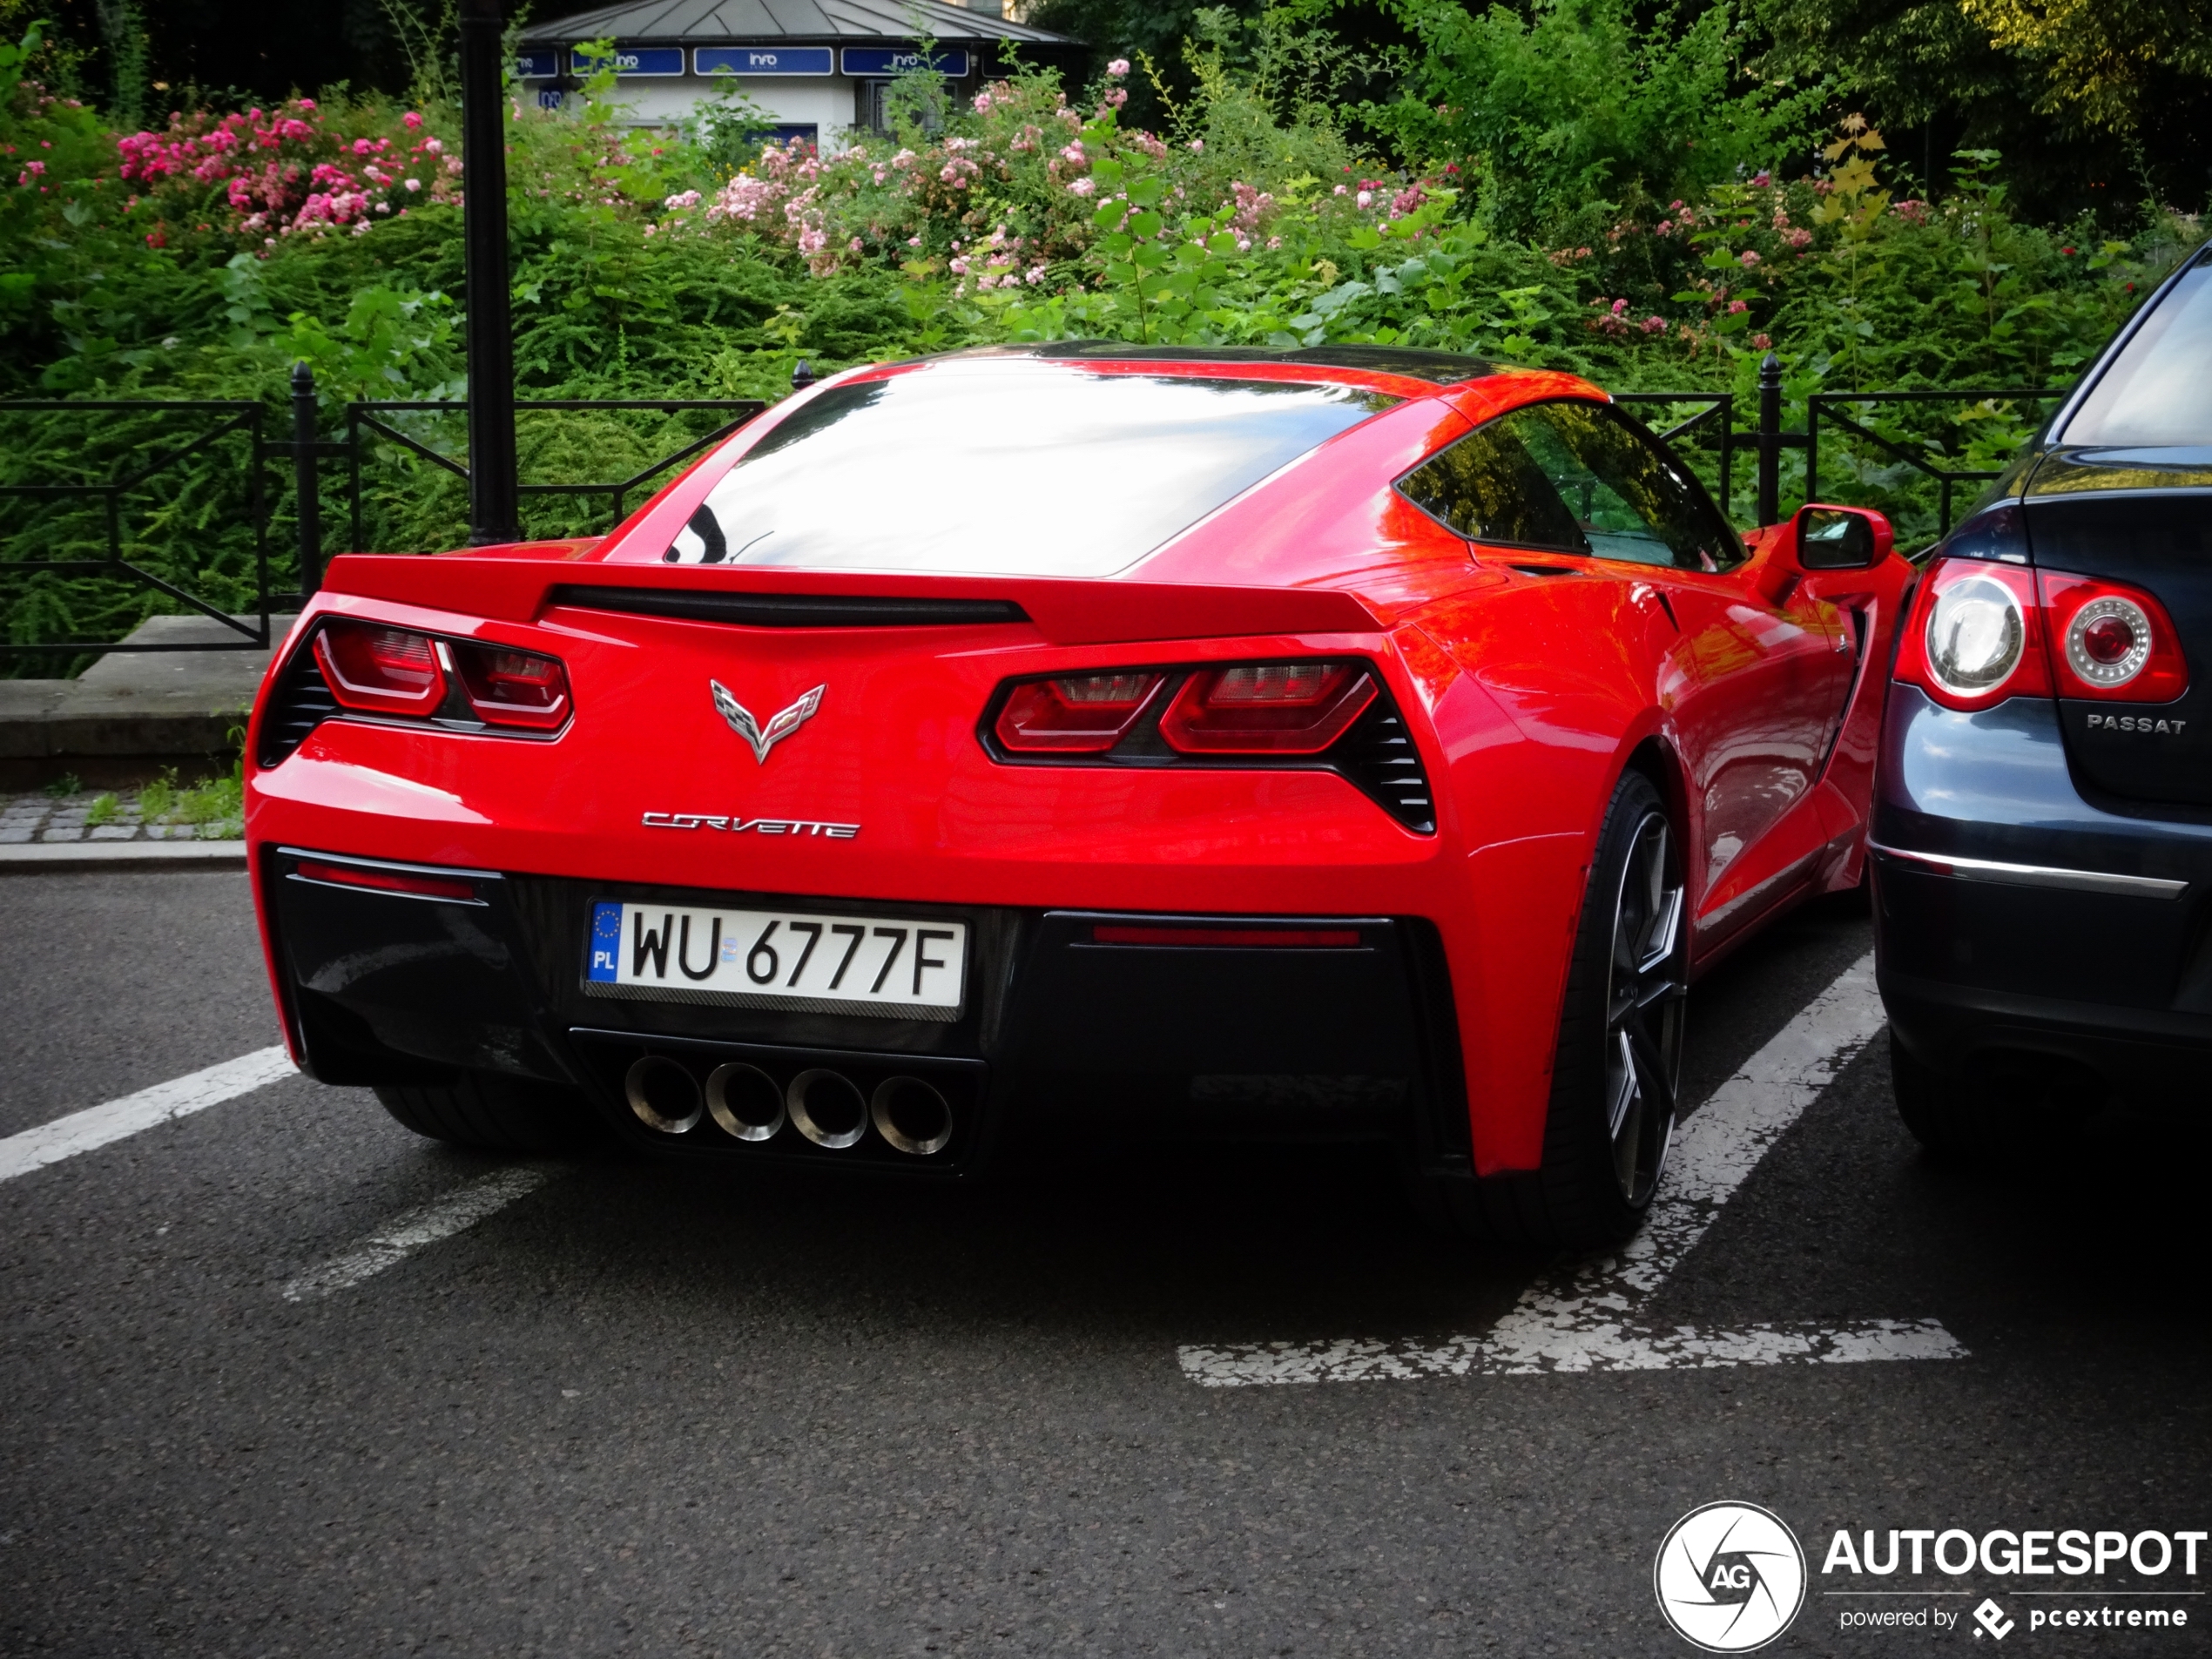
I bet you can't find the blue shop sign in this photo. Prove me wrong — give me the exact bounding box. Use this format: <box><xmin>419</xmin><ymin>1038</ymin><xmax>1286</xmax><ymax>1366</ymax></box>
<box><xmin>696</xmin><ymin>46</ymin><xmax>834</xmax><ymax>77</ymax></box>
<box><xmin>840</xmin><ymin>46</ymin><xmax>971</xmax><ymax>78</ymax></box>
<box><xmin>512</xmin><ymin>51</ymin><xmax>558</xmax><ymax>78</ymax></box>
<box><xmin>571</xmin><ymin>45</ymin><xmax>686</xmax><ymax>77</ymax></box>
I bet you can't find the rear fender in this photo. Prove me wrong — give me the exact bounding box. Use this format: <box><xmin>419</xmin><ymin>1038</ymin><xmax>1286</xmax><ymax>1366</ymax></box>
<box><xmin>1407</xmin><ymin>569</ymin><xmax>1668</xmax><ymax>1172</ymax></box>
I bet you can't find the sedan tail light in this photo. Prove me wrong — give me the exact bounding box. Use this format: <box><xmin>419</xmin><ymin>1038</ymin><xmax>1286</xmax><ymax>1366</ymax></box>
<box><xmin>1159</xmin><ymin>661</ymin><xmax>1378</xmax><ymax>754</ymax></box>
<box><xmin>2036</xmin><ymin>571</ymin><xmax>2188</xmax><ymax>701</ymax></box>
<box><xmin>313</xmin><ymin>621</ymin><xmax>447</xmax><ymax>716</ymax></box>
<box><xmin>451</xmin><ymin>642</ymin><xmax>572</xmax><ymax>731</ymax></box>
<box><xmin>995</xmin><ymin>672</ymin><xmax>1164</xmax><ymax>752</ymax></box>
<box><xmin>1894</xmin><ymin>559</ymin><xmax>2187</xmax><ymax>711</ymax></box>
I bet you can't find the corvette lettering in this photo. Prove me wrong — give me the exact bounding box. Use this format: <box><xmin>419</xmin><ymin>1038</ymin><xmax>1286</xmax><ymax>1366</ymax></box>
<box><xmin>641</xmin><ymin>812</ymin><xmax>858</xmax><ymax>838</ymax></box>
<box><xmin>2086</xmin><ymin>712</ymin><xmax>2188</xmax><ymax>735</ymax></box>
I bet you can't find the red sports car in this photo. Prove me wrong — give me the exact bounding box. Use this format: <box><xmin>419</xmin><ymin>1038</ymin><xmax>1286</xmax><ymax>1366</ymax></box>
<box><xmin>246</xmin><ymin>345</ymin><xmax>1910</xmax><ymax>1246</ymax></box>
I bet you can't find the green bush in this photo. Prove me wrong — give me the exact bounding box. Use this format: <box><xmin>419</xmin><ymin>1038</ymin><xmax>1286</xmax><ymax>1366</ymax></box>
<box><xmin>0</xmin><ymin>6</ymin><xmax>2191</xmax><ymax>666</ymax></box>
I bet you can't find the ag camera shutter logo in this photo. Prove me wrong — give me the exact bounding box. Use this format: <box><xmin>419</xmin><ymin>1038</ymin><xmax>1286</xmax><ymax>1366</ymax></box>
<box><xmin>1655</xmin><ymin>1501</ymin><xmax>1808</xmax><ymax>1652</ymax></box>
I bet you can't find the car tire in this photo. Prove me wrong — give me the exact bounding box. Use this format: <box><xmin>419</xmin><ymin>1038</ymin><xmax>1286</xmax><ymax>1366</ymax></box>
<box><xmin>1447</xmin><ymin>769</ymin><xmax>1688</xmax><ymax>1250</ymax></box>
<box><xmin>374</xmin><ymin>1072</ymin><xmax>608</xmax><ymax>1156</ymax></box>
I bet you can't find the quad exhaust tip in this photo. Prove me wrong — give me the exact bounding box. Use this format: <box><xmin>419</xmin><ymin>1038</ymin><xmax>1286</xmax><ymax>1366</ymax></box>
<box><xmin>787</xmin><ymin>1069</ymin><xmax>868</xmax><ymax>1149</ymax></box>
<box><xmin>624</xmin><ymin>1055</ymin><xmax>954</xmax><ymax>1156</ymax></box>
<box><xmin>871</xmin><ymin>1076</ymin><xmax>954</xmax><ymax>1157</ymax></box>
<box><xmin>705</xmin><ymin>1062</ymin><xmax>785</xmax><ymax>1142</ymax></box>
<box><xmin>624</xmin><ymin>1055</ymin><xmax>703</xmax><ymax>1135</ymax></box>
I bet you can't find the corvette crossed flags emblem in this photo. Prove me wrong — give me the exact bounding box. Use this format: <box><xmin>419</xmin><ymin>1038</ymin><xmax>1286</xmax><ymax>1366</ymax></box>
<box><xmin>711</xmin><ymin>680</ymin><xmax>826</xmax><ymax>765</ymax></box>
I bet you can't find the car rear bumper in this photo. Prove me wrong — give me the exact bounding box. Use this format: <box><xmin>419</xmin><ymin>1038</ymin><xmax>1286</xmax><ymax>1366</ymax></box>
<box><xmin>1872</xmin><ymin>684</ymin><xmax>2212</xmax><ymax>1094</ymax></box>
<box><xmin>263</xmin><ymin>844</ymin><xmax>1474</xmax><ymax>1176</ymax></box>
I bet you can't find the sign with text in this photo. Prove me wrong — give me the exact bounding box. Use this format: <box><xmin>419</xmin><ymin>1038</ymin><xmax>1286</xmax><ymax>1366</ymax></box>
<box><xmin>512</xmin><ymin>51</ymin><xmax>559</xmax><ymax>78</ymax></box>
<box><xmin>695</xmin><ymin>46</ymin><xmax>834</xmax><ymax>76</ymax></box>
<box><xmin>840</xmin><ymin>47</ymin><xmax>970</xmax><ymax>78</ymax></box>
<box><xmin>570</xmin><ymin>45</ymin><xmax>685</xmax><ymax>77</ymax></box>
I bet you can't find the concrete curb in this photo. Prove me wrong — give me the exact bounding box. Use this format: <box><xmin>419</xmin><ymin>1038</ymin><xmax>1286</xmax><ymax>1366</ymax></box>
<box><xmin>0</xmin><ymin>840</ymin><xmax>247</xmax><ymax>874</ymax></box>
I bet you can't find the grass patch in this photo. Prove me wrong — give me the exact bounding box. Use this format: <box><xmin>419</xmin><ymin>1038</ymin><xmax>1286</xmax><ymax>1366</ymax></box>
<box><xmin>133</xmin><ymin>765</ymin><xmax>244</xmax><ymax>839</ymax></box>
<box><xmin>83</xmin><ymin>792</ymin><xmax>118</xmax><ymax>826</ymax></box>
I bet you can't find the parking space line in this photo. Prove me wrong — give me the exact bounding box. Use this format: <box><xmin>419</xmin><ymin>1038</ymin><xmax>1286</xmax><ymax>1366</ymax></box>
<box><xmin>0</xmin><ymin>1046</ymin><xmax>297</xmax><ymax>1184</ymax></box>
<box><xmin>1180</xmin><ymin>1318</ymin><xmax>1963</xmax><ymax>1385</ymax></box>
<box><xmin>280</xmin><ymin>1165</ymin><xmax>556</xmax><ymax>1302</ymax></box>
<box><xmin>1181</xmin><ymin>952</ymin><xmax>1970</xmax><ymax>1386</ymax></box>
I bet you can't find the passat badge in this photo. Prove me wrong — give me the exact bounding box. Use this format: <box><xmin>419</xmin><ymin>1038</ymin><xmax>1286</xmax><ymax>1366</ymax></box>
<box><xmin>711</xmin><ymin>681</ymin><xmax>824</xmax><ymax>765</ymax></box>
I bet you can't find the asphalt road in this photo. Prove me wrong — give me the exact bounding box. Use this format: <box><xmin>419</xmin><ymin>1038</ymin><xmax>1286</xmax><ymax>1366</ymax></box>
<box><xmin>2</xmin><ymin>871</ymin><xmax>2208</xmax><ymax>1656</ymax></box>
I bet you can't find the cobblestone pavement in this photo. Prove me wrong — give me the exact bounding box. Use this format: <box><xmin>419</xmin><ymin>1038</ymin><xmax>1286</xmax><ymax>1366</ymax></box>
<box><xmin>0</xmin><ymin>792</ymin><xmax>240</xmax><ymax>843</ymax></box>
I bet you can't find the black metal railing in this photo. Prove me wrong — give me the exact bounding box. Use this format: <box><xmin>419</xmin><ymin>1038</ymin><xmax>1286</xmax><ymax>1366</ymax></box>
<box><xmin>340</xmin><ymin>391</ymin><xmax>765</xmax><ymax>555</ymax></box>
<box><xmin>0</xmin><ymin>361</ymin><xmax>2069</xmax><ymax>664</ymax></box>
<box><xmin>0</xmin><ymin>399</ymin><xmax>273</xmax><ymax>658</ymax></box>
<box><xmin>1806</xmin><ymin>385</ymin><xmax>2069</xmax><ymax>535</ymax></box>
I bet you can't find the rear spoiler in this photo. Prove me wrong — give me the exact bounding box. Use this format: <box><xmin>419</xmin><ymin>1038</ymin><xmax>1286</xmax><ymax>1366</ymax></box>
<box><xmin>319</xmin><ymin>554</ymin><xmax>1386</xmax><ymax>647</ymax></box>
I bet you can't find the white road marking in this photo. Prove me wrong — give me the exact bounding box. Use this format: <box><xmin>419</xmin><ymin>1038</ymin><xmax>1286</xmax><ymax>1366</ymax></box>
<box><xmin>1180</xmin><ymin>952</ymin><xmax>1971</xmax><ymax>1386</ymax></box>
<box><xmin>0</xmin><ymin>1046</ymin><xmax>297</xmax><ymax>1184</ymax></box>
<box><xmin>280</xmin><ymin>1166</ymin><xmax>555</xmax><ymax>1302</ymax></box>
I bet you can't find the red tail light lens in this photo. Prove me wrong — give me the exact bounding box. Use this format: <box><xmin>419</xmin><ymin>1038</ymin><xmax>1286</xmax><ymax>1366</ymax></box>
<box><xmin>1159</xmin><ymin>661</ymin><xmax>1378</xmax><ymax>753</ymax></box>
<box><xmin>293</xmin><ymin>858</ymin><xmax>479</xmax><ymax>902</ymax></box>
<box><xmin>313</xmin><ymin>621</ymin><xmax>447</xmax><ymax>716</ymax></box>
<box><xmin>2037</xmin><ymin>571</ymin><xmax>2188</xmax><ymax>702</ymax></box>
<box><xmin>995</xmin><ymin>672</ymin><xmax>1164</xmax><ymax>752</ymax></box>
<box><xmin>452</xmin><ymin>642</ymin><xmax>571</xmax><ymax>731</ymax></box>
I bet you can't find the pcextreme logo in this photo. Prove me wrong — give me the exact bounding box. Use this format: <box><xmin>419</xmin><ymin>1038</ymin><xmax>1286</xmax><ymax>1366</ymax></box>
<box><xmin>1655</xmin><ymin>1502</ymin><xmax>1809</xmax><ymax>1652</ymax></box>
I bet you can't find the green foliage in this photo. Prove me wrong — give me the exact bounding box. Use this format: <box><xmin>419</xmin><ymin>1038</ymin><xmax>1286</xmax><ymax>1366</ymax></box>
<box><xmin>131</xmin><ymin>764</ymin><xmax>242</xmax><ymax>836</ymax></box>
<box><xmin>0</xmin><ymin>16</ymin><xmax>2195</xmax><ymax>664</ymax></box>
<box><xmin>1369</xmin><ymin>0</ymin><xmax>1831</xmax><ymax>240</ymax></box>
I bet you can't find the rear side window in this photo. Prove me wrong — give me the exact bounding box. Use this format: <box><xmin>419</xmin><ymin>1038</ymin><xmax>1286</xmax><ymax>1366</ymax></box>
<box><xmin>1399</xmin><ymin>400</ymin><xmax>1741</xmax><ymax>570</ymax></box>
<box><xmin>2060</xmin><ymin>255</ymin><xmax>2212</xmax><ymax>447</ymax></box>
<box><xmin>665</xmin><ymin>365</ymin><xmax>1396</xmax><ymax>577</ymax></box>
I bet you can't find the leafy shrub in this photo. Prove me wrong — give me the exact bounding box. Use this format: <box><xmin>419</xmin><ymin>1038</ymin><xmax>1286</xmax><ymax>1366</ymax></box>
<box><xmin>0</xmin><ymin>7</ymin><xmax>2194</xmax><ymax>663</ymax></box>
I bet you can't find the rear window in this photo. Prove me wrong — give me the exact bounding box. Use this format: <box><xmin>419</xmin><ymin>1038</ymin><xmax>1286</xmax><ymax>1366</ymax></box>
<box><xmin>664</xmin><ymin>365</ymin><xmax>1396</xmax><ymax>578</ymax></box>
<box><xmin>2060</xmin><ymin>255</ymin><xmax>2212</xmax><ymax>447</ymax></box>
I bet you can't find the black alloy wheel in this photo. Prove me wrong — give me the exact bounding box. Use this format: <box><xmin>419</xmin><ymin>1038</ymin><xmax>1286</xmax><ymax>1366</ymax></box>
<box><xmin>1602</xmin><ymin>807</ymin><xmax>1686</xmax><ymax>1207</ymax></box>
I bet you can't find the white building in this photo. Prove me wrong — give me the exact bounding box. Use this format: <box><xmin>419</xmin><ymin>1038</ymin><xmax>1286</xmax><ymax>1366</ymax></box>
<box><xmin>516</xmin><ymin>0</ymin><xmax>1083</xmax><ymax>148</ymax></box>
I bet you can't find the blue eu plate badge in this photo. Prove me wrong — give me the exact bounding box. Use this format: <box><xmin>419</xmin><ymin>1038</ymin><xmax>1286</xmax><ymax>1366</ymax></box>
<box><xmin>588</xmin><ymin>901</ymin><xmax>623</xmax><ymax>982</ymax></box>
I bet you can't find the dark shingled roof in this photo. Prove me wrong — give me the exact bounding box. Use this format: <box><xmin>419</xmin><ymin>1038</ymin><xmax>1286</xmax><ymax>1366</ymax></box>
<box><xmin>519</xmin><ymin>0</ymin><xmax>1077</xmax><ymax>46</ymax></box>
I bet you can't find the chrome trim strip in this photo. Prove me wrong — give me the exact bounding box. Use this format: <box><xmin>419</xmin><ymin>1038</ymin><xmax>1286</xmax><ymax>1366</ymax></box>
<box><xmin>1869</xmin><ymin>842</ymin><xmax>2187</xmax><ymax>900</ymax></box>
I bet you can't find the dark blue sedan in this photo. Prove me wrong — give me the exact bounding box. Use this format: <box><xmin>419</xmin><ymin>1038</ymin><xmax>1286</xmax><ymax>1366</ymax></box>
<box><xmin>1875</xmin><ymin>238</ymin><xmax>2212</xmax><ymax>1150</ymax></box>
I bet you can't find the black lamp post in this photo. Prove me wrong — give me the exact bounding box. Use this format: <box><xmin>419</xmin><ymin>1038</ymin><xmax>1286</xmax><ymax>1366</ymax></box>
<box><xmin>458</xmin><ymin>0</ymin><xmax>521</xmax><ymax>545</ymax></box>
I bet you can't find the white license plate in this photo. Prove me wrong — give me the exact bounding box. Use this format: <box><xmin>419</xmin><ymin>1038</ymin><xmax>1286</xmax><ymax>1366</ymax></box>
<box><xmin>583</xmin><ymin>900</ymin><xmax>967</xmax><ymax>1019</ymax></box>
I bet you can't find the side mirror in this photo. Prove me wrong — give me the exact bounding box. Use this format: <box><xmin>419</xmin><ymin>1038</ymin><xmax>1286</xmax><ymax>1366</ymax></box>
<box><xmin>1794</xmin><ymin>504</ymin><xmax>1892</xmax><ymax>570</ymax></box>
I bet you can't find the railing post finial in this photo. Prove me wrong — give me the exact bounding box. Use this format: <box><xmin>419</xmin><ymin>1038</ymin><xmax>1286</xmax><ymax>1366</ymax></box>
<box><xmin>290</xmin><ymin>361</ymin><xmax>323</xmax><ymax>598</ymax></box>
<box><xmin>1755</xmin><ymin>351</ymin><xmax>1784</xmax><ymax>528</ymax></box>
